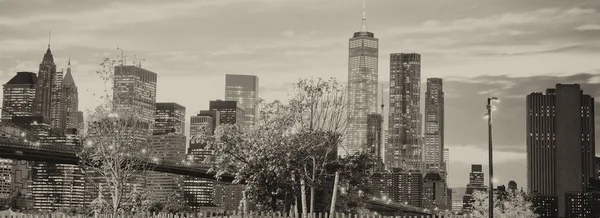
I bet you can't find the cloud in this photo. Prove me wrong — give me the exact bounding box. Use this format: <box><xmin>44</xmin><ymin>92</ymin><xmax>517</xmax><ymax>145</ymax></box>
<box><xmin>447</xmin><ymin>145</ymin><xmax>525</xmax><ymax>165</ymax></box>
<box><xmin>208</xmin><ymin>45</ymin><xmax>254</xmax><ymax>57</ymax></box>
<box><xmin>281</xmin><ymin>30</ymin><xmax>295</xmax><ymax>37</ymax></box>
<box><xmin>575</xmin><ymin>24</ymin><xmax>600</xmax><ymax>31</ymax></box>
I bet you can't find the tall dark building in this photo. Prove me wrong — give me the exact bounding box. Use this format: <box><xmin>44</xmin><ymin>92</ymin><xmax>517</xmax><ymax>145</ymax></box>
<box><xmin>155</xmin><ymin>102</ymin><xmax>186</xmax><ymax>134</ymax></box>
<box><xmin>33</xmin><ymin>45</ymin><xmax>63</xmax><ymax>128</ymax></box>
<box><xmin>565</xmin><ymin>192</ymin><xmax>600</xmax><ymax>217</ymax></box>
<box><xmin>345</xmin><ymin>2</ymin><xmax>379</xmax><ymax>156</ymax></box>
<box><xmin>532</xmin><ymin>194</ymin><xmax>558</xmax><ymax>218</ymax></box>
<box><xmin>370</xmin><ymin>172</ymin><xmax>392</xmax><ymax>199</ymax></box>
<box><xmin>366</xmin><ymin>113</ymin><xmax>383</xmax><ymax>170</ymax></box>
<box><xmin>209</xmin><ymin>100</ymin><xmax>245</xmax><ymax>126</ymax></box>
<box><xmin>423</xmin><ymin>173</ymin><xmax>446</xmax><ymax>209</ymax></box>
<box><xmin>526</xmin><ymin>84</ymin><xmax>595</xmax><ymax>217</ymax></box>
<box><xmin>60</xmin><ymin>59</ymin><xmax>78</xmax><ymax>132</ymax></box>
<box><xmin>469</xmin><ymin>164</ymin><xmax>484</xmax><ymax>186</ymax></box>
<box><xmin>2</xmin><ymin>72</ymin><xmax>37</xmax><ymax>121</ymax></box>
<box><xmin>424</xmin><ymin>78</ymin><xmax>444</xmax><ymax>173</ymax></box>
<box><xmin>225</xmin><ymin>74</ymin><xmax>259</xmax><ymax>127</ymax></box>
<box><xmin>387</xmin><ymin>53</ymin><xmax>422</xmax><ymax>171</ymax></box>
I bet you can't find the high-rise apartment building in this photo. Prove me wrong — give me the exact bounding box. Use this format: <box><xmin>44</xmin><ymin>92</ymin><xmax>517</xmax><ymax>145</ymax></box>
<box><xmin>387</xmin><ymin>53</ymin><xmax>422</xmax><ymax>171</ymax></box>
<box><xmin>2</xmin><ymin>72</ymin><xmax>37</xmax><ymax>121</ymax></box>
<box><xmin>424</xmin><ymin>78</ymin><xmax>444</xmax><ymax>173</ymax></box>
<box><xmin>469</xmin><ymin>164</ymin><xmax>484</xmax><ymax>186</ymax></box>
<box><xmin>0</xmin><ymin>159</ymin><xmax>11</xmax><ymax>204</ymax></box>
<box><xmin>113</xmin><ymin>65</ymin><xmax>157</xmax><ymax>133</ymax></box>
<box><xmin>155</xmin><ymin>102</ymin><xmax>186</xmax><ymax>134</ymax></box>
<box><xmin>60</xmin><ymin>60</ymin><xmax>78</xmax><ymax>132</ymax></box>
<box><xmin>345</xmin><ymin>3</ymin><xmax>379</xmax><ymax>156</ymax></box>
<box><xmin>33</xmin><ymin>46</ymin><xmax>61</xmax><ymax>127</ymax></box>
<box><xmin>526</xmin><ymin>84</ymin><xmax>595</xmax><ymax>217</ymax></box>
<box><xmin>225</xmin><ymin>74</ymin><xmax>259</xmax><ymax>127</ymax></box>
<box><xmin>213</xmin><ymin>183</ymin><xmax>246</xmax><ymax>211</ymax></box>
<box><xmin>76</xmin><ymin>111</ymin><xmax>84</xmax><ymax>135</ymax></box>
<box><xmin>209</xmin><ymin>100</ymin><xmax>245</xmax><ymax>126</ymax></box>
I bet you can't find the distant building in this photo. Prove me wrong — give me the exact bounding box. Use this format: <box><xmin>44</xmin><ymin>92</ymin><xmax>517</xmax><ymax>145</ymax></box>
<box><xmin>33</xmin><ymin>45</ymin><xmax>63</xmax><ymax>129</ymax></box>
<box><xmin>507</xmin><ymin>180</ymin><xmax>517</xmax><ymax>193</ymax></box>
<box><xmin>370</xmin><ymin>171</ymin><xmax>392</xmax><ymax>199</ymax></box>
<box><xmin>76</xmin><ymin>111</ymin><xmax>84</xmax><ymax>135</ymax></box>
<box><xmin>225</xmin><ymin>74</ymin><xmax>259</xmax><ymax>127</ymax></box>
<box><xmin>0</xmin><ymin>159</ymin><xmax>11</xmax><ymax>204</ymax></box>
<box><xmin>2</xmin><ymin>72</ymin><xmax>37</xmax><ymax>121</ymax></box>
<box><xmin>451</xmin><ymin>188</ymin><xmax>465</xmax><ymax>212</ymax></box>
<box><xmin>147</xmin><ymin>132</ymin><xmax>187</xmax><ymax>202</ymax></box>
<box><xmin>565</xmin><ymin>192</ymin><xmax>600</xmax><ymax>218</ymax></box>
<box><xmin>113</xmin><ymin>65</ymin><xmax>157</xmax><ymax>133</ymax></box>
<box><xmin>462</xmin><ymin>164</ymin><xmax>487</xmax><ymax>213</ymax></box>
<box><xmin>444</xmin><ymin>148</ymin><xmax>449</xmax><ymax>182</ymax></box>
<box><xmin>531</xmin><ymin>194</ymin><xmax>558</xmax><ymax>218</ymax></box>
<box><xmin>366</xmin><ymin>113</ymin><xmax>383</xmax><ymax>170</ymax></box>
<box><xmin>59</xmin><ymin>59</ymin><xmax>78</xmax><ymax>132</ymax></box>
<box><xmin>387</xmin><ymin>53</ymin><xmax>422</xmax><ymax>171</ymax></box>
<box><xmin>423</xmin><ymin>173</ymin><xmax>446</xmax><ymax>209</ymax></box>
<box><xmin>527</xmin><ymin>84</ymin><xmax>595</xmax><ymax>217</ymax></box>
<box><xmin>391</xmin><ymin>169</ymin><xmax>423</xmax><ymax>207</ymax></box>
<box><xmin>424</xmin><ymin>78</ymin><xmax>444</xmax><ymax>173</ymax></box>
<box><xmin>209</xmin><ymin>100</ymin><xmax>245</xmax><ymax>127</ymax></box>
<box><xmin>155</xmin><ymin>102</ymin><xmax>186</xmax><ymax>134</ymax></box>
<box><xmin>213</xmin><ymin>183</ymin><xmax>245</xmax><ymax>211</ymax></box>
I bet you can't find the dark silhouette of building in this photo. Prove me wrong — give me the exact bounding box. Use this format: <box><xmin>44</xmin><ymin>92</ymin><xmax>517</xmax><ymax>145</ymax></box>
<box><xmin>387</xmin><ymin>53</ymin><xmax>422</xmax><ymax>171</ymax></box>
<box><xmin>531</xmin><ymin>193</ymin><xmax>558</xmax><ymax>218</ymax></box>
<box><xmin>370</xmin><ymin>171</ymin><xmax>392</xmax><ymax>199</ymax></box>
<box><xmin>423</xmin><ymin>173</ymin><xmax>446</xmax><ymax>209</ymax></box>
<box><xmin>2</xmin><ymin>72</ymin><xmax>37</xmax><ymax>121</ymax></box>
<box><xmin>424</xmin><ymin>78</ymin><xmax>444</xmax><ymax>173</ymax></box>
<box><xmin>367</xmin><ymin>113</ymin><xmax>383</xmax><ymax>170</ymax></box>
<box><xmin>209</xmin><ymin>100</ymin><xmax>245</xmax><ymax>127</ymax></box>
<box><xmin>565</xmin><ymin>192</ymin><xmax>600</xmax><ymax>217</ymax></box>
<box><xmin>155</xmin><ymin>102</ymin><xmax>186</xmax><ymax>134</ymax></box>
<box><xmin>225</xmin><ymin>74</ymin><xmax>259</xmax><ymax>127</ymax></box>
<box><xmin>526</xmin><ymin>84</ymin><xmax>595</xmax><ymax>217</ymax></box>
<box><xmin>508</xmin><ymin>180</ymin><xmax>517</xmax><ymax>193</ymax></box>
<box><xmin>345</xmin><ymin>2</ymin><xmax>379</xmax><ymax>156</ymax></box>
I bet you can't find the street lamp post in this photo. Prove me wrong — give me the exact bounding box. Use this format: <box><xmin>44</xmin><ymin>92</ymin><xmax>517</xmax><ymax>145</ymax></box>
<box><xmin>486</xmin><ymin>97</ymin><xmax>499</xmax><ymax>218</ymax></box>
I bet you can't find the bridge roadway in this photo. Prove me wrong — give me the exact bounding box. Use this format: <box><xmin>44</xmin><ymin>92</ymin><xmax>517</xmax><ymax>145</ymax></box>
<box><xmin>0</xmin><ymin>136</ymin><xmax>236</xmax><ymax>183</ymax></box>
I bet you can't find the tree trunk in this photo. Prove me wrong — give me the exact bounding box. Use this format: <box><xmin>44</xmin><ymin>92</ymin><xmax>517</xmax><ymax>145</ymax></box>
<box><xmin>271</xmin><ymin>195</ymin><xmax>277</xmax><ymax>212</ymax></box>
<box><xmin>310</xmin><ymin>157</ymin><xmax>316</xmax><ymax>214</ymax></box>
<box><xmin>301</xmin><ymin>178</ymin><xmax>308</xmax><ymax>218</ymax></box>
<box><xmin>329</xmin><ymin>171</ymin><xmax>339</xmax><ymax>217</ymax></box>
<box><xmin>112</xmin><ymin>187</ymin><xmax>119</xmax><ymax>216</ymax></box>
<box><xmin>243</xmin><ymin>190</ymin><xmax>249</xmax><ymax>216</ymax></box>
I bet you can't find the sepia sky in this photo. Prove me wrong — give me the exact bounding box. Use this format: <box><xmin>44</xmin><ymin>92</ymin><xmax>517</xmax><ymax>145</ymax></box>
<box><xmin>1</xmin><ymin>0</ymin><xmax>600</xmax><ymax>189</ymax></box>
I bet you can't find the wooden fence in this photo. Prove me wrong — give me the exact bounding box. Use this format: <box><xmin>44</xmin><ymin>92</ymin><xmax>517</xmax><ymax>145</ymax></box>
<box><xmin>0</xmin><ymin>211</ymin><xmax>468</xmax><ymax>218</ymax></box>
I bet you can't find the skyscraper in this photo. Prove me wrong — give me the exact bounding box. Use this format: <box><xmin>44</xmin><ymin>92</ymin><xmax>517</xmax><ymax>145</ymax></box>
<box><xmin>345</xmin><ymin>1</ymin><xmax>379</xmax><ymax>156</ymax></box>
<box><xmin>60</xmin><ymin>59</ymin><xmax>78</xmax><ymax>132</ymax></box>
<box><xmin>390</xmin><ymin>169</ymin><xmax>423</xmax><ymax>207</ymax></box>
<box><xmin>463</xmin><ymin>164</ymin><xmax>487</xmax><ymax>213</ymax></box>
<box><xmin>423</xmin><ymin>173</ymin><xmax>446</xmax><ymax>209</ymax></box>
<box><xmin>225</xmin><ymin>74</ymin><xmax>259</xmax><ymax>127</ymax></box>
<box><xmin>113</xmin><ymin>65</ymin><xmax>157</xmax><ymax>133</ymax></box>
<box><xmin>155</xmin><ymin>102</ymin><xmax>186</xmax><ymax>134</ymax></box>
<box><xmin>387</xmin><ymin>53</ymin><xmax>422</xmax><ymax>171</ymax></box>
<box><xmin>526</xmin><ymin>84</ymin><xmax>595</xmax><ymax>217</ymax></box>
<box><xmin>76</xmin><ymin>111</ymin><xmax>84</xmax><ymax>135</ymax></box>
<box><xmin>2</xmin><ymin>72</ymin><xmax>37</xmax><ymax>121</ymax></box>
<box><xmin>444</xmin><ymin>148</ymin><xmax>449</xmax><ymax>182</ymax></box>
<box><xmin>424</xmin><ymin>78</ymin><xmax>444</xmax><ymax>173</ymax></box>
<box><xmin>209</xmin><ymin>100</ymin><xmax>245</xmax><ymax>126</ymax></box>
<box><xmin>33</xmin><ymin>45</ymin><xmax>61</xmax><ymax>126</ymax></box>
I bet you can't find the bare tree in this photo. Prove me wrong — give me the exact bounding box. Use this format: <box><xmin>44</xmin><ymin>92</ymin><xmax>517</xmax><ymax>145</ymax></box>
<box><xmin>288</xmin><ymin>78</ymin><xmax>352</xmax><ymax>216</ymax></box>
<box><xmin>79</xmin><ymin>54</ymin><xmax>152</xmax><ymax>216</ymax></box>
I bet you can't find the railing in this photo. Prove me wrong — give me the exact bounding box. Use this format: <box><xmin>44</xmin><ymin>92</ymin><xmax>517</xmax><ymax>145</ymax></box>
<box><xmin>0</xmin><ymin>211</ymin><xmax>465</xmax><ymax>218</ymax></box>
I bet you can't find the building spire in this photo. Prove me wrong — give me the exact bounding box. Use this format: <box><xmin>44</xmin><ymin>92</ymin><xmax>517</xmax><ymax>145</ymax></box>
<box><xmin>361</xmin><ymin>0</ymin><xmax>368</xmax><ymax>32</ymax></box>
<box><xmin>68</xmin><ymin>54</ymin><xmax>71</xmax><ymax>66</ymax></box>
<box><xmin>48</xmin><ymin>29</ymin><xmax>51</xmax><ymax>49</ymax></box>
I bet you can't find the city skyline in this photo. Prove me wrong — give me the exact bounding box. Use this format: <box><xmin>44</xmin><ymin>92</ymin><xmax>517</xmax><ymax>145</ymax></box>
<box><xmin>1</xmin><ymin>0</ymin><xmax>600</xmax><ymax>190</ymax></box>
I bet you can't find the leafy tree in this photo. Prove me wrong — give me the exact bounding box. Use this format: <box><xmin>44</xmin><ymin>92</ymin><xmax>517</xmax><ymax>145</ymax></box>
<box><xmin>470</xmin><ymin>190</ymin><xmax>538</xmax><ymax>218</ymax></box>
